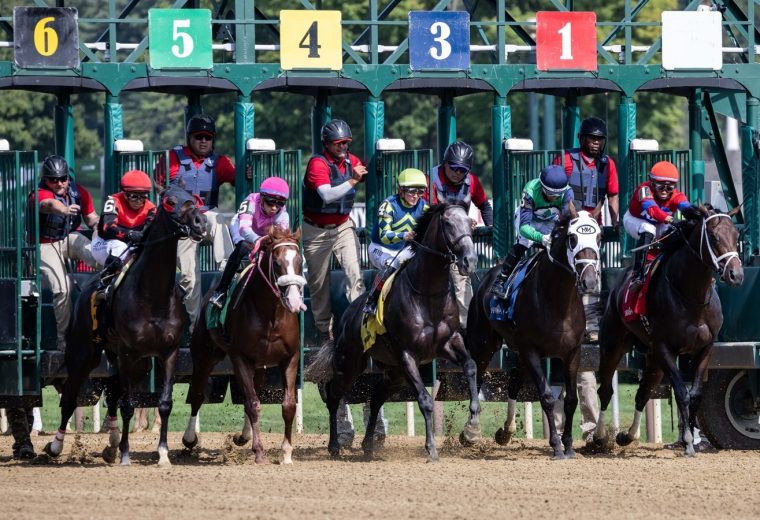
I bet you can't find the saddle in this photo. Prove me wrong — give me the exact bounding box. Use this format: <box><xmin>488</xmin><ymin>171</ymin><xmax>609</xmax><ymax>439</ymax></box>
<box><xmin>488</xmin><ymin>252</ymin><xmax>541</xmax><ymax>323</ymax></box>
<box><xmin>205</xmin><ymin>263</ymin><xmax>255</xmax><ymax>338</ymax></box>
<box><xmin>360</xmin><ymin>271</ymin><xmax>399</xmax><ymax>351</ymax></box>
<box><xmin>622</xmin><ymin>254</ymin><xmax>664</xmax><ymax>328</ymax></box>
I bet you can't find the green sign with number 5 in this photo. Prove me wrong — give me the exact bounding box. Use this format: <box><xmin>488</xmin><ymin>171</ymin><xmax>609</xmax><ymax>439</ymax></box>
<box><xmin>149</xmin><ymin>9</ymin><xmax>212</xmax><ymax>70</ymax></box>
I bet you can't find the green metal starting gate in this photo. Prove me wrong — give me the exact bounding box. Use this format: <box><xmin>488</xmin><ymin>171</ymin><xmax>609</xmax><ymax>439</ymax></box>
<box><xmin>0</xmin><ymin>150</ymin><xmax>40</xmax><ymax>406</ymax></box>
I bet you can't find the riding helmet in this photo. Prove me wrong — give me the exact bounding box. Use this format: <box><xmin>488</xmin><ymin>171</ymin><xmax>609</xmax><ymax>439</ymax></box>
<box><xmin>579</xmin><ymin>117</ymin><xmax>607</xmax><ymax>139</ymax></box>
<box><xmin>539</xmin><ymin>164</ymin><xmax>569</xmax><ymax>196</ymax></box>
<box><xmin>186</xmin><ymin>114</ymin><xmax>216</xmax><ymax>136</ymax></box>
<box><xmin>443</xmin><ymin>141</ymin><xmax>474</xmax><ymax>171</ymax></box>
<box><xmin>649</xmin><ymin>161</ymin><xmax>679</xmax><ymax>183</ymax></box>
<box><xmin>321</xmin><ymin>120</ymin><xmax>352</xmax><ymax>143</ymax></box>
<box><xmin>398</xmin><ymin>168</ymin><xmax>427</xmax><ymax>188</ymax></box>
<box><xmin>259</xmin><ymin>176</ymin><xmax>290</xmax><ymax>200</ymax></box>
<box><xmin>41</xmin><ymin>155</ymin><xmax>69</xmax><ymax>178</ymax></box>
<box><xmin>120</xmin><ymin>170</ymin><xmax>153</xmax><ymax>192</ymax></box>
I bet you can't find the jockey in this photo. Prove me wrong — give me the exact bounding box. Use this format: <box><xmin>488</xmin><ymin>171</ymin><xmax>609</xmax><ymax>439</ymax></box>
<box><xmin>92</xmin><ymin>169</ymin><xmax>156</xmax><ymax>301</ymax></box>
<box><xmin>363</xmin><ymin>168</ymin><xmax>429</xmax><ymax>315</ymax></box>
<box><xmin>624</xmin><ymin>161</ymin><xmax>693</xmax><ymax>288</ymax></box>
<box><xmin>210</xmin><ymin>176</ymin><xmax>291</xmax><ymax>309</ymax></box>
<box><xmin>491</xmin><ymin>164</ymin><xmax>574</xmax><ymax>299</ymax></box>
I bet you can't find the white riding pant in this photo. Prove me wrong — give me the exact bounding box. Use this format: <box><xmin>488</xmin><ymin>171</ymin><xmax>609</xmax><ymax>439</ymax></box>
<box><xmin>368</xmin><ymin>242</ymin><xmax>415</xmax><ymax>270</ymax></box>
<box><xmin>623</xmin><ymin>210</ymin><xmax>670</xmax><ymax>240</ymax></box>
<box><xmin>91</xmin><ymin>236</ymin><xmax>130</xmax><ymax>265</ymax></box>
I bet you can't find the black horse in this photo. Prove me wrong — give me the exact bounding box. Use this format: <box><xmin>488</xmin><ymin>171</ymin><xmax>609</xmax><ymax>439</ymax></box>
<box><xmin>594</xmin><ymin>205</ymin><xmax>743</xmax><ymax>456</ymax></box>
<box><xmin>466</xmin><ymin>207</ymin><xmax>602</xmax><ymax>459</ymax></box>
<box><xmin>183</xmin><ymin>227</ymin><xmax>307</xmax><ymax>464</ymax></box>
<box><xmin>306</xmin><ymin>202</ymin><xmax>480</xmax><ymax>462</ymax></box>
<box><xmin>45</xmin><ymin>186</ymin><xmax>207</xmax><ymax>465</ymax></box>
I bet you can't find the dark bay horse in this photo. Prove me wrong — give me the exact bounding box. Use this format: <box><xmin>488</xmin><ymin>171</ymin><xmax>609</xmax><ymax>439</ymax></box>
<box><xmin>594</xmin><ymin>205</ymin><xmax>743</xmax><ymax>456</ymax></box>
<box><xmin>45</xmin><ymin>186</ymin><xmax>207</xmax><ymax>465</ymax></box>
<box><xmin>466</xmin><ymin>208</ymin><xmax>601</xmax><ymax>459</ymax></box>
<box><xmin>305</xmin><ymin>202</ymin><xmax>480</xmax><ymax>462</ymax></box>
<box><xmin>183</xmin><ymin>227</ymin><xmax>306</xmax><ymax>464</ymax></box>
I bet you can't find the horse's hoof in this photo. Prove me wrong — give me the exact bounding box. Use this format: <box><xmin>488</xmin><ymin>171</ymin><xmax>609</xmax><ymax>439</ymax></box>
<box><xmin>458</xmin><ymin>431</ymin><xmax>474</xmax><ymax>447</ymax></box>
<box><xmin>426</xmin><ymin>455</ymin><xmax>440</xmax><ymax>464</ymax></box>
<box><xmin>182</xmin><ymin>434</ymin><xmax>198</xmax><ymax>450</ymax></box>
<box><xmin>43</xmin><ymin>442</ymin><xmax>61</xmax><ymax>458</ymax></box>
<box><xmin>494</xmin><ymin>427</ymin><xmax>513</xmax><ymax>446</ymax></box>
<box><xmin>119</xmin><ymin>452</ymin><xmax>130</xmax><ymax>466</ymax></box>
<box><xmin>328</xmin><ymin>446</ymin><xmax>340</xmax><ymax>459</ymax></box>
<box><xmin>684</xmin><ymin>445</ymin><xmax>696</xmax><ymax>458</ymax></box>
<box><xmin>615</xmin><ymin>432</ymin><xmax>634</xmax><ymax>446</ymax></box>
<box><xmin>551</xmin><ymin>452</ymin><xmax>566</xmax><ymax>461</ymax></box>
<box><xmin>102</xmin><ymin>446</ymin><xmax>117</xmax><ymax>464</ymax></box>
<box><xmin>564</xmin><ymin>448</ymin><xmax>576</xmax><ymax>459</ymax></box>
<box><xmin>232</xmin><ymin>433</ymin><xmax>251</xmax><ymax>447</ymax></box>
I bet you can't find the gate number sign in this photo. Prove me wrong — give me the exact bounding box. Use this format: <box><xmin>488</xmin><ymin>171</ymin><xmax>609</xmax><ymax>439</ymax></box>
<box><xmin>14</xmin><ymin>7</ymin><xmax>80</xmax><ymax>69</ymax></box>
<box><xmin>409</xmin><ymin>11</ymin><xmax>470</xmax><ymax>71</ymax></box>
<box><xmin>149</xmin><ymin>9</ymin><xmax>213</xmax><ymax>70</ymax></box>
<box><xmin>536</xmin><ymin>11</ymin><xmax>597</xmax><ymax>72</ymax></box>
<box><xmin>280</xmin><ymin>10</ymin><xmax>342</xmax><ymax>71</ymax></box>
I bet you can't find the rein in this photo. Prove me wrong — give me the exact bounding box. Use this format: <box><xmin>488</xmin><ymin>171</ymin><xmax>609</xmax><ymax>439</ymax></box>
<box><xmin>253</xmin><ymin>241</ymin><xmax>306</xmax><ymax>300</ymax></box>
<box><xmin>410</xmin><ymin>210</ymin><xmax>470</xmax><ymax>265</ymax></box>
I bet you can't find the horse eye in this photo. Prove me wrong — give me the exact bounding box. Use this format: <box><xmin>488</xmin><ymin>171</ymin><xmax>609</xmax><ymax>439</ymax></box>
<box><xmin>180</xmin><ymin>200</ymin><xmax>194</xmax><ymax>211</ymax></box>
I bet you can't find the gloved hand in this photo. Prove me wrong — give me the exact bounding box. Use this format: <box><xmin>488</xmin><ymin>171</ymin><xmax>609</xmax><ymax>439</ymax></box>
<box><xmin>126</xmin><ymin>230</ymin><xmax>143</xmax><ymax>243</ymax></box>
<box><xmin>541</xmin><ymin>234</ymin><xmax>552</xmax><ymax>248</ymax></box>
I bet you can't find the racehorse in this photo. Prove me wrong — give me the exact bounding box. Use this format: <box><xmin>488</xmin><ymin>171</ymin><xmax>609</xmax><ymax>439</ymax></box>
<box><xmin>305</xmin><ymin>202</ymin><xmax>481</xmax><ymax>462</ymax></box>
<box><xmin>466</xmin><ymin>207</ymin><xmax>601</xmax><ymax>459</ymax></box>
<box><xmin>45</xmin><ymin>186</ymin><xmax>207</xmax><ymax>465</ymax></box>
<box><xmin>594</xmin><ymin>205</ymin><xmax>743</xmax><ymax>456</ymax></box>
<box><xmin>182</xmin><ymin>227</ymin><xmax>307</xmax><ymax>464</ymax></box>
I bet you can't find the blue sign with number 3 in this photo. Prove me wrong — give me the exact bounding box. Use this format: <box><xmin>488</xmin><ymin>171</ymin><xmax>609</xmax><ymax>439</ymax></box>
<box><xmin>409</xmin><ymin>11</ymin><xmax>470</xmax><ymax>71</ymax></box>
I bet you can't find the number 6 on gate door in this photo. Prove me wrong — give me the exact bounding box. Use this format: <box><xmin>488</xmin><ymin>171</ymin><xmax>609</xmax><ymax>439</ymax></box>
<box><xmin>280</xmin><ymin>11</ymin><xmax>342</xmax><ymax>71</ymax></box>
<box><xmin>536</xmin><ymin>11</ymin><xmax>597</xmax><ymax>72</ymax></box>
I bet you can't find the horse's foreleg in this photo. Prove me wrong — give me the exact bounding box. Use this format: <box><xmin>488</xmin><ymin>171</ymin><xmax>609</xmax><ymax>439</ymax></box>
<box><xmin>496</xmin><ymin>365</ymin><xmax>524</xmax><ymax>445</ymax></box>
<box><xmin>616</xmin><ymin>360</ymin><xmax>664</xmax><ymax>447</ymax></box>
<box><xmin>522</xmin><ymin>349</ymin><xmax>563</xmax><ymax>459</ymax></box>
<box><xmin>399</xmin><ymin>350</ymin><xmax>438</xmax><ymax>462</ymax></box>
<box><xmin>101</xmin><ymin>374</ymin><xmax>122</xmax><ymax>464</ymax></box>
<box><xmin>156</xmin><ymin>348</ymin><xmax>178</xmax><ymax>466</ymax></box>
<box><xmin>117</xmin><ymin>372</ymin><xmax>135</xmax><ymax>466</ymax></box>
<box><xmin>561</xmin><ymin>351</ymin><xmax>582</xmax><ymax>458</ymax></box>
<box><xmin>687</xmin><ymin>347</ymin><xmax>712</xmax><ymax>443</ymax></box>
<box><xmin>279</xmin><ymin>353</ymin><xmax>299</xmax><ymax>464</ymax></box>
<box><xmin>231</xmin><ymin>358</ymin><xmax>265</xmax><ymax>463</ymax></box>
<box><xmin>443</xmin><ymin>333</ymin><xmax>482</xmax><ymax>445</ymax></box>
<box><xmin>653</xmin><ymin>344</ymin><xmax>694</xmax><ymax>456</ymax></box>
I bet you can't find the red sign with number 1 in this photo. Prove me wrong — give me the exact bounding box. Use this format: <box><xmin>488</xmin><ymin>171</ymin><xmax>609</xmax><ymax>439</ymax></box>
<box><xmin>536</xmin><ymin>11</ymin><xmax>597</xmax><ymax>71</ymax></box>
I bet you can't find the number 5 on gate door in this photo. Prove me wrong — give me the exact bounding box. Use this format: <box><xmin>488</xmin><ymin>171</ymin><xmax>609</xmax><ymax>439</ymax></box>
<box><xmin>280</xmin><ymin>11</ymin><xmax>342</xmax><ymax>71</ymax></box>
<box><xmin>536</xmin><ymin>11</ymin><xmax>597</xmax><ymax>72</ymax></box>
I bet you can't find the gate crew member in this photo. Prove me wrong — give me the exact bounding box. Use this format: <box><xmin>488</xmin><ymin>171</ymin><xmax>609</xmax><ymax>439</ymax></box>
<box><xmin>28</xmin><ymin>155</ymin><xmax>99</xmax><ymax>351</ymax></box>
<box><xmin>91</xmin><ymin>169</ymin><xmax>157</xmax><ymax>300</ymax></box>
<box><xmin>429</xmin><ymin>141</ymin><xmax>493</xmax><ymax>328</ymax></box>
<box><xmin>159</xmin><ymin>114</ymin><xmax>236</xmax><ymax>330</ymax></box>
<box><xmin>302</xmin><ymin>119</ymin><xmax>367</xmax><ymax>345</ymax></box>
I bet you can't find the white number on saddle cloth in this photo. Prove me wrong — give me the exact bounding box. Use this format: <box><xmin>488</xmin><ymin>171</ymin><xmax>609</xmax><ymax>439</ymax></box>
<box><xmin>566</xmin><ymin>210</ymin><xmax>601</xmax><ymax>273</ymax></box>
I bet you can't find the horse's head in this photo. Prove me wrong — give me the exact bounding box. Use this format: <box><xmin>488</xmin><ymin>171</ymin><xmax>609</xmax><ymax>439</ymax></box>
<box><xmin>159</xmin><ymin>186</ymin><xmax>207</xmax><ymax>241</ymax></box>
<box><xmin>549</xmin><ymin>207</ymin><xmax>601</xmax><ymax>293</ymax></box>
<box><xmin>261</xmin><ymin>227</ymin><xmax>307</xmax><ymax>313</ymax></box>
<box><xmin>684</xmin><ymin>204</ymin><xmax>744</xmax><ymax>287</ymax></box>
<box><xmin>414</xmin><ymin>202</ymin><xmax>477</xmax><ymax>275</ymax></box>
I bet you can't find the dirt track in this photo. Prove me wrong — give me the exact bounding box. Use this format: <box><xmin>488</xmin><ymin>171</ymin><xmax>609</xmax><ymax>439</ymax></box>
<box><xmin>1</xmin><ymin>431</ymin><xmax>759</xmax><ymax>519</ymax></box>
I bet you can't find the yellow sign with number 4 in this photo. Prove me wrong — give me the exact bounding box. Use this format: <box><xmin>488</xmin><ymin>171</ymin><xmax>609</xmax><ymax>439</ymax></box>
<box><xmin>280</xmin><ymin>10</ymin><xmax>342</xmax><ymax>71</ymax></box>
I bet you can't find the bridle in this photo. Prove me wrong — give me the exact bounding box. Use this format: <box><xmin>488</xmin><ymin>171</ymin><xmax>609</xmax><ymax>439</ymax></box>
<box><xmin>254</xmin><ymin>241</ymin><xmax>307</xmax><ymax>304</ymax></box>
<box><xmin>547</xmin><ymin>213</ymin><xmax>601</xmax><ymax>284</ymax></box>
<box><xmin>411</xmin><ymin>206</ymin><xmax>472</xmax><ymax>265</ymax></box>
<box><xmin>697</xmin><ymin>213</ymin><xmax>741</xmax><ymax>277</ymax></box>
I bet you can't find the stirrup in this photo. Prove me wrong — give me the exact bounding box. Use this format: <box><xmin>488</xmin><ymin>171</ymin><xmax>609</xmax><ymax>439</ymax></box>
<box><xmin>94</xmin><ymin>285</ymin><xmax>110</xmax><ymax>304</ymax></box>
<box><xmin>210</xmin><ymin>291</ymin><xmax>226</xmax><ymax>309</ymax></box>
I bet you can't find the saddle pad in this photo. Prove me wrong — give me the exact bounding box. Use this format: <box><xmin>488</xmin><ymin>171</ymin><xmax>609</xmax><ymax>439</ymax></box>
<box><xmin>622</xmin><ymin>255</ymin><xmax>663</xmax><ymax>323</ymax></box>
<box><xmin>489</xmin><ymin>252</ymin><xmax>539</xmax><ymax>323</ymax></box>
<box><xmin>206</xmin><ymin>263</ymin><xmax>254</xmax><ymax>332</ymax></box>
<box><xmin>360</xmin><ymin>271</ymin><xmax>398</xmax><ymax>351</ymax></box>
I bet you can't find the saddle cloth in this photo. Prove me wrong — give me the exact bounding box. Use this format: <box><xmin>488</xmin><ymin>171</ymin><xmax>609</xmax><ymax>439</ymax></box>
<box><xmin>360</xmin><ymin>271</ymin><xmax>398</xmax><ymax>351</ymax></box>
<box><xmin>488</xmin><ymin>252</ymin><xmax>540</xmax><ymax>323</ymax></box>
<box><xmin>622</xmin><ymin>255</ymin><xmax>663</xmax><ymax>323</ymax></box>
<box><xmin>206</xmin><ymin>263</ymin><xmax>255</xmax><ymax>333</ymax></box>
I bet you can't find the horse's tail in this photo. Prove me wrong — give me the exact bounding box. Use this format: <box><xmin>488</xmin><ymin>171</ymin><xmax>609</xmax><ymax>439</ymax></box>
<box><xmin>303</xmin><ymin>339</ymin><xmax>336</xmax><ymax>383</ymax></box>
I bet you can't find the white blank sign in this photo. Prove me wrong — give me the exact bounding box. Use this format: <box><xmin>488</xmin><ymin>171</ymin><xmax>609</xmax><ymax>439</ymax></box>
<box><xmin>662</xmin><ymin>11</ymin><xmax>723</xmax><ymax>70</ymax></box>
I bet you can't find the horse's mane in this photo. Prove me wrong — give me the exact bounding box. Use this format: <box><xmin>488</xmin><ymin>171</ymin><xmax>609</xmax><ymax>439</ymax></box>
<box><xmin>268</xmin><ymin>226</ymin><xmax>299</xmax><ymax>243</ymax></box>
<box><xmin>413</xmin><ymin>201</ymin><xmax>468</xmax><ymax>242</ymax></box>
<box><xmin>659</xmin><ymin>204</ymin><xmax>714</xmax><ymax>256</ymax></box>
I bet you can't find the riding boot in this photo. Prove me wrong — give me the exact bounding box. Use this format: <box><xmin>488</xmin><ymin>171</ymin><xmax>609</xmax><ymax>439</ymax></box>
<box><xmin>95</xmin><ymin>254</ymin><xmax>123</xmax><ymax>303</ymax></box>
<box><xmin>210</xmin><ymin>241</ymin><xmax>248</xmax><ymax>309</ymax></box>
<box><xmin>630</xmin><ymin>232</ymin><xmax>654</xmax><ymax>290</ymax></box>
<box><xmin>363</xmin><ymin>265</ymin><xmax>397</xmax><ymax>315</ymax></box>
<box><xmin>490</xmin><ymin>244</ymin><xmax>527</xmax><ymax>299</ymax></box>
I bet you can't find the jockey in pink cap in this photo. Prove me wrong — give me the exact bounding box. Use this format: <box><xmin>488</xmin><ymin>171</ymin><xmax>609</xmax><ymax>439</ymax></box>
<box><xmin>210</xmin><ymin>176</ymin><xmax>291</xmax><ymax>308</ymax></box>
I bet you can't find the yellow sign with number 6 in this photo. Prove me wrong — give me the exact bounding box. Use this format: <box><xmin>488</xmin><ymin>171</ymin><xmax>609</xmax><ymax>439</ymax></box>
<box><xmin>33</xmin><ymin>17</ymin><xmax>58</xmax><ymax>56</ymax></box>
<box><xmin>280</xmin><ymin>10</ymin><xmax>342</xmax><ymax>71</ymax></box>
